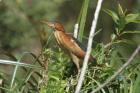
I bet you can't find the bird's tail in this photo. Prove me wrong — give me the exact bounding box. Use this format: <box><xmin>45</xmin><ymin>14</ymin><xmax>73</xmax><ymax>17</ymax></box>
<box><xmin>89</xmin><ymin>55</ymin><xmax>97</xmax><ymax>66</ymax></box>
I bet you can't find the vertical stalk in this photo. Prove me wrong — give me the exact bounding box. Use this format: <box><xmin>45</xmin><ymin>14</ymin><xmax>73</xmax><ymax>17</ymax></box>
<box><xmin>75</xmin><ymin>0</ymin><xmax>103</xmax><ymax>92</ymax></box>
<box><xmin>78</xmin><ymin>0</ymin><xmax>90</xmax><ymax>42</ymax></box>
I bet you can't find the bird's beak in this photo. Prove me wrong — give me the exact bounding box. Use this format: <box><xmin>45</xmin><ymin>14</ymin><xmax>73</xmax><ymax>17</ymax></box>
<box><xmin>40</xmin><ymin>20</ymin><xmax>55</xmax><ymax>28</ymax></box>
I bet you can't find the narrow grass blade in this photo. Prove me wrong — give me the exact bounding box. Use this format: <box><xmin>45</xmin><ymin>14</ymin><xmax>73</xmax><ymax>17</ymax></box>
<box><xmin>78</xmin><ymin>0</ymin><xmax>90</xmax><ymax>42</ymax></box>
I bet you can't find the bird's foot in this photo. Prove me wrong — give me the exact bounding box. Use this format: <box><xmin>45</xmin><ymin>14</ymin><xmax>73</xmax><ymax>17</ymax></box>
<box><xmin>76</xmin><ymin>69</ymin><xmax>81</xmax><ymax>80</ymax></box>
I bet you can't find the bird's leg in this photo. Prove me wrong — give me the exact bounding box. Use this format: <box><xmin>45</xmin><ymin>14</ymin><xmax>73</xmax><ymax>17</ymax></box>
<box><xmin>70</xmin><ymin>53</ymin><xmax>81</xmax><ymax>75</ymax></box>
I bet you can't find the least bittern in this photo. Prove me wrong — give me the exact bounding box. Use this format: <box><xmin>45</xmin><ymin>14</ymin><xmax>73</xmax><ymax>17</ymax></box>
<box><xmin>41</xmin><ymin>20</ymin><xmax>97</xmax><ymax>73</ymax></box>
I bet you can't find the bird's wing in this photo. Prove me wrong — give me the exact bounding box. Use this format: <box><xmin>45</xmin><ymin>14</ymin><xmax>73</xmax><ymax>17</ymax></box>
<box><xmin>61</xmin><ymin>33</ymin><xmax>87</xmax><ymax>59</ymax></box>
<box><xmin>61</xmin><ymin>33</ymin><xmax>96</xmax><ymax>65</ymax></box>
<box><xmin>71</xmin><ymin>37</ymin><xmax>87</xmax><ymax>52</ymax></box>
<box><xmin>66</xmin><ymin>33</ymin><xmax>87</xmax><ymax>52</ymax></box>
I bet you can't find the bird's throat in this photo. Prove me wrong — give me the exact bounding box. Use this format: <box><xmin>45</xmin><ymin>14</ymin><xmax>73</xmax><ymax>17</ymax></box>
<box><xmin>54</xmin><ymin>31</ymin><xmax>63</xmax><ymax>45</ymax></box>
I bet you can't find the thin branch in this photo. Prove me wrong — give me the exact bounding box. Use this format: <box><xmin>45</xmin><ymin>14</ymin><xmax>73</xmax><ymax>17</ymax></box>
<box><xmin>73</xmin><ymin>23</ymin><xmax>79</xmax><ymax>38</ymax></box>
<box><xmin>74</xmin><ymin>0</ymin><xmax>103</xmax><ymax>93</ymax></box>
<box><xmin>0</xmin><ymin>59</ymin><xmax>43</xmax><ymax>69</ymax></box>
<box><xmin>91</xmin><ymin>45</ymin><xmax>140</xmax><ymax>93</ymax></box>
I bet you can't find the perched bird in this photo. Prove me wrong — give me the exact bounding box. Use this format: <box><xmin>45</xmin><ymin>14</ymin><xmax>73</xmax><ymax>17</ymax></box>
<box><xmin>41</xmin><ymin>20</ymin><xmax>97</xmax><ymax>73</ymax></box>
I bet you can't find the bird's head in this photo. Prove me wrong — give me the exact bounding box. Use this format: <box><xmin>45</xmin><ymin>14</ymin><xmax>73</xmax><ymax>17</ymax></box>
<box><xmin>41</xmin><ymin>20</ymin><xmax>64</xmax><ymax>32</ymax></box>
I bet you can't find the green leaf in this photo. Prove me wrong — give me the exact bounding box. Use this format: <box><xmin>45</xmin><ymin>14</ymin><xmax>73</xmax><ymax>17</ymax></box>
<box><xmin>103</xmin><ymin>9</ymin><xmax>119</xmax><ymax>24</ymax></box>
<box><xmin>116</xmin><ymin>4</ymin><xmax>127</xmax><ymax>32</ymax></box>
<box><xmin>132</xmin><ymin>71</ymin><xmax>140</xmax><ymax>93</ymax></box>
<box><xmin>50</xmin><ymin>75</ymin><xmax>59</xmax><ymax>81</ymax></box>
<box><xmin>121</xmin><ymin>31</ymin><xmax>140</xmax><ymax>35</ymax></box>
<box><xmin>125</xmin><ymin>14</ymin><xmax>140</xmax><ymax>24</ymax></box>
<box><xmin>118</xmin><ymin>4</ymin><xmax>126</xmax><ymax>17</ymax></box>
<box><xmin>118</xmin><ymin>16</ymin><xmax>126</xmax><ymax>32</ymax></box>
